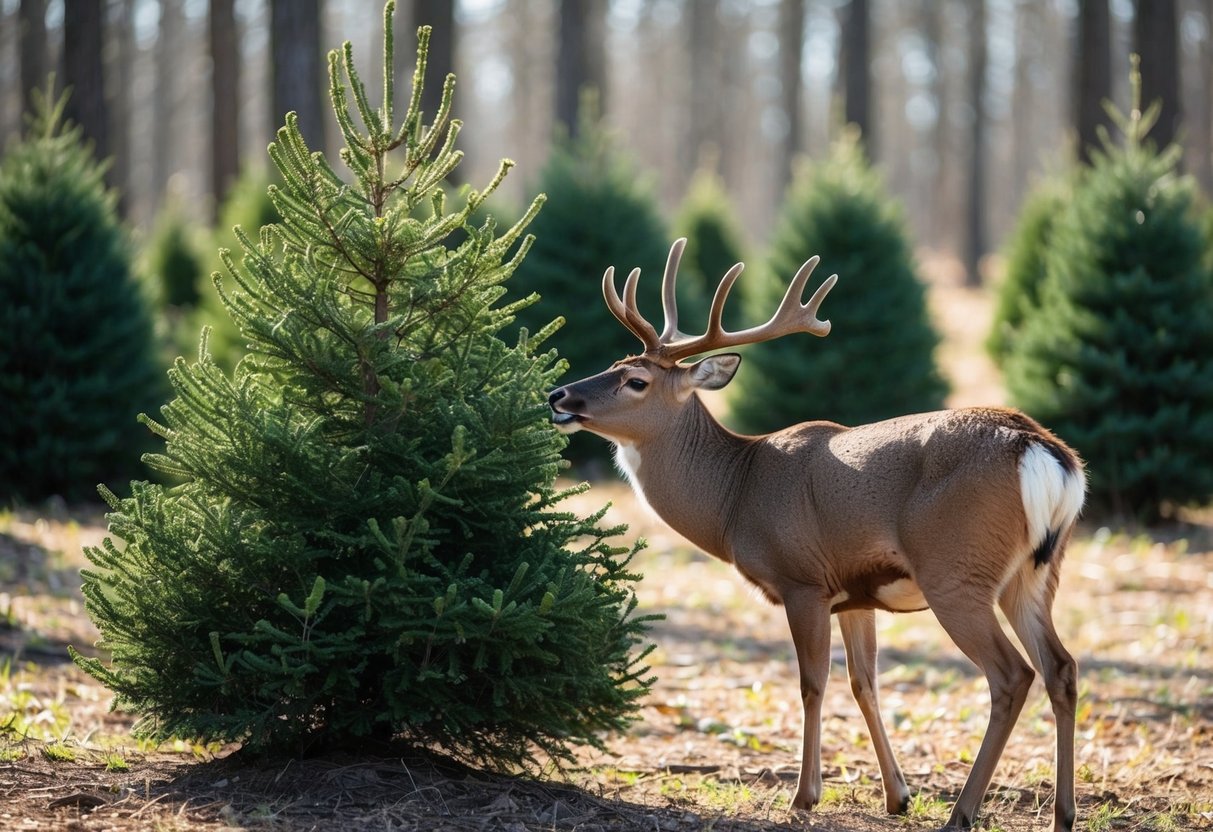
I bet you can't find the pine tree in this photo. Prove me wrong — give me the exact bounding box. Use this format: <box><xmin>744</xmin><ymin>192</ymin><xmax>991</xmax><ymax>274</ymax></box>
<box><xmin>1004</xmin><ymin>67</ymin><xmax>1213</xmax><ymax>522</ymax></box>
<box><xmin>672</xmin><ymin>166</ymin><xmax>747</xmax><ymax>331</ymax></box>
<box><xmin>729</xmin><ymin>133</ymin><xmax>947</xmax><ymax>433</ymax></box>
<box><xmin>144</xmin><ymin>205</ymin><xmax>205</xmax><ymax>310</ymax></box>
<box><xmin>510</xmin><ymin>104</ymin><xmax>670</xmax><ymax>469</ymax></box>
<box><xmin>0</xmin><ymin>91</ymin><xmax>162</xmax><ymax>503</ymax></box>
<box><xmin>73</xmin><ymin>5</ymin><xmax>653</xmax><ymax>766</ymax></box>
<box><xmin>987</xmin><ymin>175</ymin><xmax>1072</xmax><ymax>367</ymax></box>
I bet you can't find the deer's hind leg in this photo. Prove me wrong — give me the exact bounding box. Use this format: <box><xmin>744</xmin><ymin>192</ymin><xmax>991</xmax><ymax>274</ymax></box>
<box><xmin>999</xmin><ymin>561</ymin><xmax>1078</xmax><ymax>832</ymax></box>
<box><xmin>839</xmin><ymin>609</ymin><xmax>910</xmax><ymax>814</ymax></box>
<box><xmin>921</xmin><ymin>581</ymin><xmax>1036</xmax><ymax>829</ymax></box>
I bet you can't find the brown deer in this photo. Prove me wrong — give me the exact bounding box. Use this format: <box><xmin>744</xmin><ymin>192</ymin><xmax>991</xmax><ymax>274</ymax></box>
<box><xmin>547</xmin><ymin>239</ymin><xmax>1085</xmax><ymax>831</ymax></box>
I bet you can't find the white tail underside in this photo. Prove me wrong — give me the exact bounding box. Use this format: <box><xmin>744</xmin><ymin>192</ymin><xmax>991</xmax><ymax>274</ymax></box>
<box><xmin>1019</xmin><ymin>443</ymin><xmax>1086</xmax><ymax>555</ymax></box>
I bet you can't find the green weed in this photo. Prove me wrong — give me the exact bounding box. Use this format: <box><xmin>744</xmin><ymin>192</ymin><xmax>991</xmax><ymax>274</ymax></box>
<box><xmin>40</xmin><ymin>741</ymin><xmax>76</xmax><ymax>763</ymax></box>
<box><xmin>1086</xmin><ymin>801</ymin><xmax>1128</xmax><ymax>832</ymax></box>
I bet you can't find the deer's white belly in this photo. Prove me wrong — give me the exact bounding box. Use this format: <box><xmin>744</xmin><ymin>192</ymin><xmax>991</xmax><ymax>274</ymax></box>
<box><xmin>874</xmin><ymin>577</ymin><xmax>928</xmax><ymax>611</ymax></box>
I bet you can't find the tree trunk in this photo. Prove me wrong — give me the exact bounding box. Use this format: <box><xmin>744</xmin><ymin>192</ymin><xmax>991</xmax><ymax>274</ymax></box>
<box><xmin>410</xmin><ymin>0</ymin><xmax>454</xmax><ymax>125</ymax></box>
<box><xmin>108</xmin><ymin>0</ymin><xmax>134</xmax><ymax>218</ymax></box>
<box><xmin>777</xmin><ymin>0</ymin><xmax>805</xmax><ymax>186</ymax></box>
<box><xmin>840</xmin><ymin>0</ymin><xmax>872</xmax><ymax>152</ymax></box>
<box><xmin>1134</xmin><ymin>0</ymin><xmax>1179</xmax><ymax>150</ymax></box>
<box><xmin>210</xmin><ymin>0</ymin><xmax>241</xmax><ymax>221</ymax></box>
<box><xmin>1074</xmin><ymin>0</ymin><xmax>1111</xmax><ymax>165</ymax></box>
<box><xmin>686</xmin><ymin>0</ymin><xmax>722</xmax><ymax>180</ymax></box>
<box><xmin>963</xmin><ymin>0</ymin><xmax>987</xmax><ymax>288</ymax></box>
<box><xmin>152</xmin><ymin>0</ymin><xmax>182</xmax><ymax>216</ymax></box>
<box><xmin>62</xmin><ymin>0</ymin><xmax>108</xmax><ymax>164</ymax></box>
<box><xmin>270</xmin><ymin>0</ymin><xmax>326</xmax><ymax>155</ymax></box>
<box><xmin>19</xmin><ymin>0</ymin><xmax>47</xmax><ymax>114</ymax></box>
<box><xmin>555</xmin><ymin>0</ymin><xmax>606</xmax><ymax>136</ymax></box>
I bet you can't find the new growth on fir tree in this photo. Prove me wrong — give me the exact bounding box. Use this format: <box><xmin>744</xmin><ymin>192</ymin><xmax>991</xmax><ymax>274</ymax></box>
<box><xmin>73</xmin><ymin>3</ymin><xmax>653</xmax><ymax>767</ymax></box>
<box><xmin>1004</xmin><ymin>60</ymin><xmax>1213</xmax><ymax>522</ymax></box>
<box><xmin>729</xmin><ymin>132</ymin><xmax>947</xmax><ymax>434</ymax></box>
<box><xmin>0</xmin><ymin>88</ymin><xmax>163</xmax><ymax>503</ymax></box>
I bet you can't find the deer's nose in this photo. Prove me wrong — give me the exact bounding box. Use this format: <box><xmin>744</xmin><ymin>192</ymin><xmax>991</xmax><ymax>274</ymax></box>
<box><xmin>548</xmin><ymin>388</ymin><xmax>567</xmax><ymax>408</ymax></box>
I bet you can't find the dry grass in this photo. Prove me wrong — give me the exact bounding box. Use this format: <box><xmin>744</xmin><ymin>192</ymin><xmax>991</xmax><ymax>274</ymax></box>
<box><xmin>3</xmin><ymin>259</ymin><xmax>1212</xmax><ymax>830</ymax></box>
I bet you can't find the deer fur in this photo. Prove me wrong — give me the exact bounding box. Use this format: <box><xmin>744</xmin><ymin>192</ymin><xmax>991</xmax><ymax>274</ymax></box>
<box><xmin>547</xmin><ymin>239</ymin><xmax>1085</xmax><ymax>831</ymax></box>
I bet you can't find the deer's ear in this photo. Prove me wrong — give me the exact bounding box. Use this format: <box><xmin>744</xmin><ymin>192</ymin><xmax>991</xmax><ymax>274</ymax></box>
<box><xmin>688</xmin><ymin>353</ymin><xmax>741</xmax><ymax>391</ymax></box>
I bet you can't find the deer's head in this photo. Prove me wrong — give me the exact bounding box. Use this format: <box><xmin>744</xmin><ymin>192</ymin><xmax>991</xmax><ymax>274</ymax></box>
<box><xmin>548</xmin><ymin>238</ymin><xmax>837</xmax><ymax>445</ymax></box>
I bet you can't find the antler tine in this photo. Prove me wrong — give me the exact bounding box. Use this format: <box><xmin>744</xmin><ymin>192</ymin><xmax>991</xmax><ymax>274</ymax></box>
<box><xmin>602</xmin><ymin>264</ymin><xmax>661</xmax><ymax>351</ymax></box>
<box><xmin>703</xmin><ymin>262</ymin><xmax>746</xmax><ymax>339</ymax></box>
<box><xmin>659</xmin><ymin>238</ymin><xmax>689</xmax><ymax>342</ymax></box>
<box><xmin>771</xmin><ymin>255</ymin><xmax>834</xmax><ymax>337</ymax></box>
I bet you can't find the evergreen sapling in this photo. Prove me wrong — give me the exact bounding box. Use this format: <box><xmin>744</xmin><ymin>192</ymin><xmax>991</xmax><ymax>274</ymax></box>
<box><xmin>73</xmin><ymin>5</ymin><xmax>653</xmax><ymax>767</ymax></box>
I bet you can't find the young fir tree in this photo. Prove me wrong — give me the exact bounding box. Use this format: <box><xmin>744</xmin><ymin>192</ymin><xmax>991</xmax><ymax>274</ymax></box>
<box><xmin>511</xmin><ymin>104</ymin><xmax>669</xmax><ymax>469</ymax></box>
<box><xmin>73</xmin><ymin>7</ymin><xmax>653</xmax><ymax>765</ymax></box>
<box><xmin>1004</xmin><ymin>69</ymin><xmax>1213</xmax><ymax>522</ymax></box>
<box><xmin>671</xmin><ymin>166</ymin><xmax>748</xmax><ymax>331</ymax></box>
<box><xmin>986</xmin><ymin>175</ymin><xmax>1071</xmax><ymax>367</ymax></box>
<box><xmin>729</xmin><ymin>133</ymin><xmax>947</xmax><ymax>434</ymax></box>
<box><xmin>0</xmin><ymin>91</ymin><xmax>162</xmax><ymax>503</ymax></box>
<box><xmin>144</xmin><ymin>205</ymin><xmax>205</xmax><ymax>310</ymax></box>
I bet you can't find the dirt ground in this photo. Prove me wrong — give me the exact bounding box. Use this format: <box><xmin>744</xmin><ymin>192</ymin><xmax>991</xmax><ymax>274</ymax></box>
<box><xmin>3</xmin><ymin>269</ymin><xmax>1213</xmax><ymax>830</ymax></box>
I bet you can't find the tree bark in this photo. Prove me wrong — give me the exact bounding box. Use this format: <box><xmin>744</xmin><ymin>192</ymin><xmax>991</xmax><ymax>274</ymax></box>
<box><xmin>270</xmin><ymin>0</ymin><xmax>326</xmax><ymax>154</ymax></box>
<box><xmin>210</xmin><ymin>0</ymin><xmax>241</xmax><ymax>220</ymax></box>
<box><xmin>1073</xmin><ymin>0</ymin><xmax>1111</xmax><ymax>165</ymax></box>
<box><xmin>18</xmin><ymin>0</ymin><xmax>47</xmax><ymax>114</ymax></box>
<box><xmin>963</xmin><ymin>0</ymin><xmax>987</xmax><ymax>288</ymax></box>
<box><xmin>62</xmin><ymin>0</ymin><xmax>108</xmax><ymax>164</ymax></box>
<box><xmin>1134</xmin><ymin>0</ymin><xmax>1179</xmax><ymax>150</ymax></box>
<box><xmin>839</xmin><ymin>0</ymin><xmax>872</xmax><ymax>152</ymax></box>
<box><xmin>777</xmin><ymin>0</ymin><xmax>805</xmax><ymax>185</ymax></box>
<box><xmin>555</xmin><ymin>0</ymin><xmax>606</xmax><ymax>136</ymax></box>
<box><xmin>686</xmin><ymin>0</ymin><xmax>722</xmax><ymax>180</ymax></box>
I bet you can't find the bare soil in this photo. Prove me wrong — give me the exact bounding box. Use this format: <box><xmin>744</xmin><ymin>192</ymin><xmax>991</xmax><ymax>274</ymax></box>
<box><xmin>3</xmin><ymin>262</ymin><xmax>1212</xmax><ymax>830</ymax></box>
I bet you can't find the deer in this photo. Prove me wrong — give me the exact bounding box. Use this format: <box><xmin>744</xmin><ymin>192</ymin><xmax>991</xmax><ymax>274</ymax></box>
<box><xmin>547</xmin><ymin>239</ymin><xmax>1086</xmax><ymax>831</ymax></box>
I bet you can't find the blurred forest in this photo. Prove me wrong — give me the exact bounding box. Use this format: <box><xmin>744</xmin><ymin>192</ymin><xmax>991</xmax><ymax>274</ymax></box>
<box><xmin>1</xmin><ymin>0</ymin><xmax>1208</xmax><ymax>282</ymax></box>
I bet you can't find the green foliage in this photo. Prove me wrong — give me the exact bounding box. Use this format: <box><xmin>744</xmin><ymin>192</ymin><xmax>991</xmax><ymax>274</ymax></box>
<box><xmin>1004</xmin><ymin>77</ymin><xmax>1213</xmax><ymax>522</ymax></box>
<box><xmin>510</xmin><ymin>107</ymin><xmax>669</xmax><ymax>469</ymax></box>
<box><xmin>729</xmin><ymin>134</ymin><xmax>947</xmax><ymax>433</ymax></box>
<box><xmin>672</xmin><ymin>167</ymin><xmax>748</xmax><ymax>330</ymax></box>
<box><xmin>143</xmin><ymin>204</ymin><xmax>205</xmax><ymax>310</ymax></box>
<box><xmin>73</xmin><ymin>5</ymin><xmax>653</xmax><ymax>768</ymax></box>
<box><xmin>0</xmin><ymin>91</ymin><xmax>162</xmax><ymax>503</ymax></box>
<box><xmin>987</xmin><ymin>175</ymin><xmax>1073</xmax><ymax>366</ymax></box>
<box><xmin>189</xmin><ymin>170</ymin><xmax>284</xmax><ymax>371</ymax></box>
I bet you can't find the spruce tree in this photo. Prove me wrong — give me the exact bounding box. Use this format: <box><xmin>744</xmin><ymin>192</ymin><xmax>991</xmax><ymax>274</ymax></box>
<box><xmin>1004</xmin><ymin>72</ymin><xmax>1213</xmax><ymax>522</ymax></box>
<box><xmin>73</xmin><ymin>6</ymin><xmax>652</xmax><ymax>766</ymax></box>
<box><xmin>987</xmin><ymin>176</ymin><xmax>1071</xmax><ymax>367</ymax></box>
<box><xmin>510</xmin><ymin>106</ymin><xmax>670</xmax><ymax>468</ymax></box>
<box><xmin>144</xmin><ymin>205</ymin><xmax>205</xmax><ymax>310</ymax></box>
<box><xmin>0</xmin><ymin>91</ymin><xmax>162</xmax><ymax>503</ymax></box>
<box><xmin>729</xmin><ymin>134</ymin><xmax>947</xmax><ymax>434</ymax></box>
<box><xmin>672</xmin><ymin>166</ymin><xmax>748</xmax><ymax>331</ymax></box>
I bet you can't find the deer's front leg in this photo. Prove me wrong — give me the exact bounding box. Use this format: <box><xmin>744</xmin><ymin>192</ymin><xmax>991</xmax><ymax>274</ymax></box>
<box><xmin>783</xmin><ymin>587</ymin><xmax>833</xmax><ymax>811</ymax></box>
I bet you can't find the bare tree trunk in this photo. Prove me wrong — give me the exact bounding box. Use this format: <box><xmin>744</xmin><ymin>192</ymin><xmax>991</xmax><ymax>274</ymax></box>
<box><xmin>62</xmin><ymin>0</ymin><xmax>108</xmax><ymax>163</ymax></box>
<box><xmin>1134</xmin><ymin>0</ymin><xmax>1180</xmax><ymax>150</ymax></box>
<box><xmin>1074</xmin><ymin>0</ymin><xmax>1111</xmax><ymax>165</ymax></box>
<box><xmin>686</xmin><ymin>0</ymin><xmax>722</xmax><ymax>180</ymax></box>
<box><xmin>210</xmin><ymin>0</ymin><xmax>240</xmax><ymax>221</ymax></box>
<box><xmin>840</xmin><ymin>0</ymin><xmax>872</xmax><ymax>153</ymax></box>
<box><xmin>1196</xmin><ymin>0</ymin><xmax>1213</xmax><ymax>195</ymax></box>
<box><xmin>270</xmin><ymin>0</ymin><xmax>326</xmax><ymax>154</ymax></box>
<box><xmin>555</xmin><ymin>0</ymin><xmax>606</xmax><ymax>136</ymax></box>
<box><xmin>963</xmin><ymin>0</ymin><xmax>987</xmax><ymax>288</ymax></box>
<box><xmin>410</xmin><ymin>0</ymin><xmax>454</xmax><ymax>124</ymax></box>
<box><xmin>108</xmin><ymin>0</ymin><xmax>135</xmax><ymax>218</ymax></box>
<box><xmin>777</xmin><ymin>0</ymin><xmax>805</xmax><ymax>187</ymax></box>
<box><xmin>923</xmin><ymin>0</ymin><xmax>952</xmax><ymax>253</ymax></box>
<box><xmin>152</xmin><ymin>0</ymin><xmax>182</xmax><ymax>216</ymax></box>
<box><xmin>19</xmin><ymin>0</ymin><xmax>47</xmax><ymax>114</ymax></box>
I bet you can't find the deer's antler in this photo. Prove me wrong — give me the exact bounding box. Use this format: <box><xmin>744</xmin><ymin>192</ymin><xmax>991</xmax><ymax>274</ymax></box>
<box><xmin>602</xmin><ymin>238</ymin><xmax>838</xmax><ymax>365</ymax></box>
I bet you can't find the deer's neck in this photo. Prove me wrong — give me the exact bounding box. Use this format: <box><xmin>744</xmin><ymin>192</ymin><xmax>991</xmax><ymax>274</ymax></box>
<box><xmin>615</xmin><ymin>395</ymin><xmax>752</xmax><ymax>561</ymax></box>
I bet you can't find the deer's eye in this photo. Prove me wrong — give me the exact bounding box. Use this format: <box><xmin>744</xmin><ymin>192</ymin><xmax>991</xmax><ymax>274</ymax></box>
<box><xmin>626</xmin><ymin>378</ymin><xmax>649</xmax><ymax>391</ymax></box>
